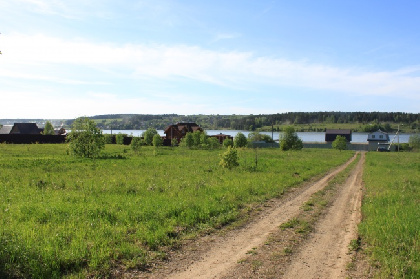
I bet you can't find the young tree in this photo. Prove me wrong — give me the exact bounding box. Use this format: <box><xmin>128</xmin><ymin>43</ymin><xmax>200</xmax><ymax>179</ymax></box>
<box><xmin>115</xmin><ymin>133</ymin><xmax>126</xmax><ymax>145</ymax></box>
<box><xmin>152</xmin><ymin>134</ymin><xmax>163</xmax><ymax>147</ymax></box>
<box><xmin>223</xmin><ymin>138</ymin><xmax>233</xmax><ymax>148</ymax></box>
<box><xmin>67</xmin><ymin>117</ymin><xmax>105</xmax><ymax>158</ymax></box>
<box><xmin>142</xmin><ymin>128</ymin><xmax>158</xmax><ymax>146</ymax></box>
<box><xmin>180</xmin><ymin>132</ymin><xmax>194</xmax><ymax>148</ymax></box>
<box><xmin>219</xmin><ymin>146</ymin><xmax>239</xmax><ymax>169</ymax></box>
<box><xmin>280</xmin><ymin>126</ymin><xmax>303</xmax><ymax>150</ymax></box>
<box><xmin>130</xmin><ymin>136</ymin><xmax>142</xmax><ymax>153</ymax></box>
<box><xmin>248</xmin><ymin>131</ymin><xmax>274</xmax><ymax>143</ymax></box>
<box><xmin>192</xmin><ymin>131</ymin><xmax>202</xmax><ymax>146</ymax></box>
<box><xmin>208</xmin><ymin>137</ymin><xmax>221</xmax><ymax>149</ymax></box>
<box><xmin>408</xmin><ymin>134</ymin><xmax>420</xmax><ymax>151</ymax></box>
<box><xmin>332</xmin><ymin>135</ymin><xmax>347</xmax><ymax>151</ymax></box>
<box><xmin>234</xmin><ymin>132</ymin><xmax>248</xmax><ymax>148</ymax></box>
<box><xmin>42</xmin><ymin>121</ymin><xmax>55</xmax><ymax>135</ymax></box>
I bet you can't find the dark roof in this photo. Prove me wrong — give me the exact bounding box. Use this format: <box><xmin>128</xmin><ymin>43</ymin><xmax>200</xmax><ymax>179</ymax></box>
<box><xmin>164</xmin><ymin>122</ymin><xmax>202</xmax><ymax>134</ymax></box>
<box><xmin>325</xmin><ymin>129</ymin><xmax>352</xmax><ymax>142</ymax></box>
<box><xmin>10</xmin><ymin>123</ymin><xmax>43</xmax><ymax>134</ymax></box>
<box><xmin>325</xmin><ymin>129</ymin><xmax>352</xmax><ymax>135</ymax></box>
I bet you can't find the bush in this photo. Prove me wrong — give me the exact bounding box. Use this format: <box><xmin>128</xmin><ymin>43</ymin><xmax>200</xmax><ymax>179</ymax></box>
<box><xmin>223</xmin><ymin>138</ymin><xmax>233</xmax><ymax>148</ymax></box>
<box><xmin>130</xmin><ymin>137</ymin><xmax>142</xmax><ymax>153</ymax></box>
<box><xmin>152</xmin><ymin>134</ymin><xmax>163</xmax><ymax>147</ymax></box>
<box><xmin>115</xmin><ymin>133</ymin><xmax>127</xmax><ymax>145</ymax></box>
<box><xmin>332</xmin><ymin>135</ymin><xmax>347</xmax><ymax>151</ymax></box>
<box><xmin>409</xmin><ymin>134</ymin><xmax>420</xmax><ymax>151</ymax></box>
<box><xmin>208</xmin><ymin>137</ymin><xmax>221</xmax><ymax>149</ymax></box>
<box><xmin>219</xmin><ymin>146</ymin><xmax>239</xmax><ymax>169</ymax></box>
<box><xmin>234</xmin><ymin>132</ymin><xmax>248</xmax><ymax>148</ymax></box>
<box><xmin>103</xmin><ymin>134</ymin><xmax>114</xmax><ymax>144</ymax></box>
<box><xmin>180</xmin><ymin>133</ymin><xmax>194</xmax><ymax>148</ymax></box>
<box><xmin>142</xmin><ymin>128</ymin><xmax>158</xmax><ymax>146</ymax></box>
<box><xmin>280</xmin><ymin>126</ymin><xmax>303</xmax><ymax>150</ymax></box>
<box><xmin>67</xmin><ymin>117</ymin><xmax>105</xmax><ymax>158</ymax></box>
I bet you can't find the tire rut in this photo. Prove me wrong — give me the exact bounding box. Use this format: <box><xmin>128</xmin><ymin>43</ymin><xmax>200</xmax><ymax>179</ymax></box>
<box><xmin>281</xmin><ymin>152</ymin><xmax>364</xmax><ymax>278</ymax></box>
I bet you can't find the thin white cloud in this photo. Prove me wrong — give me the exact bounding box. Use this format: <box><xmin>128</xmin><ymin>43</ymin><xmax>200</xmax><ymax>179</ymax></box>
<box><xmin>1</xmin><ymin>33</ymin><xmax>419</xmax><ymax>101</ymax></box>
<box><xmin>211</xmin><ymin>32</ymin><xmax>242</xmax><ymax>43</ymax></box>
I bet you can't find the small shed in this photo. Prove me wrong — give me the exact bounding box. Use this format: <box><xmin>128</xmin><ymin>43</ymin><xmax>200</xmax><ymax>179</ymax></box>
<box><xmin>325</xmin><ymin>129</ymin><xmax>352</xmax><ymax>142</ymax></box>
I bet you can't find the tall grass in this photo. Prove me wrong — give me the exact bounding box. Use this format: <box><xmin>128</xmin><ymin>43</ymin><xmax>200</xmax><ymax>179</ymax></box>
<box><xmin>0</xmin><ymin>144</ymin><xmax>353</xmax><ymax>277</ymax></box>
<box><xmin>360</xmin><ymin>152</ymin><xmax>419</xmax><ymax>278</ymax></box>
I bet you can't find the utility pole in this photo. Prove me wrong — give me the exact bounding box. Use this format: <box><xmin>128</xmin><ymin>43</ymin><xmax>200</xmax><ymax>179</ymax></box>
<box><xmin>397</xmin><ymin>124</ymin><xmax>403</xmax><ymax>152</ymax></box>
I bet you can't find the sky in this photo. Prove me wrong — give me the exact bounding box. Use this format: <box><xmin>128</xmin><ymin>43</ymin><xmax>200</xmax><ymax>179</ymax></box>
<box><xmin>0</xmin><ymin>0</ymin><xmax>419</xmax><ymax>119</ymax></box>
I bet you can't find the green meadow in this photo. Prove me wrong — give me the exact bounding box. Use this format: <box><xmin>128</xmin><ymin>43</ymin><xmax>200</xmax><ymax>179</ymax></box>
<box><xmin>360</xmin><ymin>152</ymin><xmax>419</xmax><ymax>278</ymax></box>
<box><xmin>0</xmin><ymin>144</ymin><xmax>353</xmax><ymax>278</ymax></box>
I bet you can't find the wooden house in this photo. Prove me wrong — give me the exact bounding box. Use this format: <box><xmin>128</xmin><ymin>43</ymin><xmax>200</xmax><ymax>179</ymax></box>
<box><xmin>209</xmin><ymin>133</ymin><xmax>233</xmax><ymax>144</ymax></box>
<box><xmin>367</xmin><ymin>130</ymin><xmax>390</xmax><ymax>151</ymax></box>
<box><xmin>164</xmin><ymin>122</ymin><xmax>203</xmax><ymax>143</ymax></box>
<box><xmin>325</xmin><ymin>129</ymin><xmax>352</xmax><ymax>142</ymax></box>
<box><xmin>9</xmin><ymin>123</ymin><xmax>43</xmax><ymax>134</ymax></box>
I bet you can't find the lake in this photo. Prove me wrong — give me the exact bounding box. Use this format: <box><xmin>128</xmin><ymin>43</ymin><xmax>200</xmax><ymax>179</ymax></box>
<box><xmin>102</xmin><ymin>130</ymin><xmax>412</xmax><ymax>144</ymax></box>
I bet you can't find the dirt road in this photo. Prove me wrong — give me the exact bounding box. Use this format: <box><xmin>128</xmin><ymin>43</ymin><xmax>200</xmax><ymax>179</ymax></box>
<box><xmin>282</xmin><ymin>152</ymin><xmax>364</xmax><ymax>278</ymax></box>
<box><xmin>137</xmin><ymin>152</ymin><xmax>364</xmax><ymax>279</ymax></box>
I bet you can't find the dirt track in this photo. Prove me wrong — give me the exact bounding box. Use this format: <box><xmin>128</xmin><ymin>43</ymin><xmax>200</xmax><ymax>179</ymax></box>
<box><xmin>134</xmin><ymin>152</ymin><xmax>364</xmax><ymax>279</ymax></box>
<box><xmin>282</xmin><ymin>152</ymin><xmax>364</xmax><ymax>278</ymax></box>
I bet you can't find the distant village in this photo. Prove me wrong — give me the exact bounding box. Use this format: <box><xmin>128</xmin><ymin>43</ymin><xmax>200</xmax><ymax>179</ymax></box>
<box><xmin>0</xmin><ymin>122</ymin><xmax>400</xmax><ymax>151</ymax></box>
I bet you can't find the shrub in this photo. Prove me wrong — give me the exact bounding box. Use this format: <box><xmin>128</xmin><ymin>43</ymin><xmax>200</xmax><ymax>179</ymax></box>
<box><xmin>115</xmin><ymin>133</ymin><xmax>127</xmax><ymax>145</ymax></box>
<box><xmin>103</xmin><ymin>134</ymin><xmax>114</xmax><ymax>144</ymax></box>
<box><xmin>332</xmin><ymin>135</ymin><xmax>347</xmax><ymax>151</ymax></box>
<box><xmin>409</xmin><ymin>134</ymin><xmax>420</xmax><ymax>151</ymax></box>
<box><xmin>223</xmin><ymin>138</ymin><xmax>233</xmax><ymax>148</ymax></box>
<box><xmin>219</xmin><ymin>146</ymin><xmax>239</xmax><ymax>169</ymax></box>
<box><xmin>234</xmin><ymin>132</ymin><xmax>248</xmax><ymax>148</ymax></box>
<box><xmin>280</xmin><ymin>126</ymin><xmax>303</xmax><ymax>151</ymax></box>
<box><xmin>152</xmin><ymin>134</ymin><xmax>163</xmax><ymax>147</ymax></box>
<box><xmin>180</xmin><ymin>133</ymin><xmax>194</xmax><ymax>148</ymax></box>
<box><xmin>130</xmin><ymin>137</ymin><xmax>142</xmax><ymax>153</ymax></box>
<box><xmin>142</xmin><ymin>128</ymin><xmax>158</xmax><ymax>146</ymax></box>
<box><xmin>208</xmin><ymin>137</ymin><xmax>221</xmax><ymax>149</ymax></box>
<box><xmin>67</xmin><ymin>117</ymin><xmax>105</xmax><ymax>158</ymax></box>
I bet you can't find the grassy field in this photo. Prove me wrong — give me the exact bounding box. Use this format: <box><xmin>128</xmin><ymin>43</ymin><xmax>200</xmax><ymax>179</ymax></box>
<box><xmin>0</xmin><ymin>144</ymin><xmax>354</xmax><ymax>278</ymax></box>
<box><xmin>360</xmin><ymin>152</ymin><xmax>419</xmax><ymax>278</ymax></box>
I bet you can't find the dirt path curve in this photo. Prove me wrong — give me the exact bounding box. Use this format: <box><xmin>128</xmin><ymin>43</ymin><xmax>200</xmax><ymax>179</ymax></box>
<box><xmin>157</xmin><ymin>153</ymin><xmax>360</xmax><ymax>279</ymax></box>
<box><xmin>282</xmin><ymin>152</ymin><xmax>365</xmax><ymax>279</ymax></box>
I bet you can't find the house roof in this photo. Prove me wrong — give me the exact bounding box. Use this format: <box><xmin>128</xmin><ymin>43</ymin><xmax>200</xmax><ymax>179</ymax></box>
<box><xmin>10</xmin><ymin>123</ymin><xmax>43</xmax><ymax>134</ymax></box>
<box><xmin>325</xmin><ymin>129</ymin><xmax>352</xmax><ymax>135</ymax></box>
<box><xmin>0</xmin><ymin>125</ymin><xmax>13</xmax><ymax>134</ymax></box>
<box><xmin>164</xmin><ymin>122</ymin><xmax>202</xmax><ymax>134</ymax></box>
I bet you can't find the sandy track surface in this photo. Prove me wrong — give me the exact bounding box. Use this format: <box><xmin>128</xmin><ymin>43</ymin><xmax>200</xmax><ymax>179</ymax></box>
<box><xmin>135</xmin><ymin>153</ymin><xmax>360</xmax><ymax>279</ymax></box>
<box><xmin>282</xmin><ymin>152</ymin><xmax>364</xmax><ymax>278</ymax></box>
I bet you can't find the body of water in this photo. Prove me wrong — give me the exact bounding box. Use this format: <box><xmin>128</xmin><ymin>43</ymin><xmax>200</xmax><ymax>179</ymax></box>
<box><xmin>102</xmin><ymin>130</ymin><xmax>412</xmax><ymax>144</ymax></box>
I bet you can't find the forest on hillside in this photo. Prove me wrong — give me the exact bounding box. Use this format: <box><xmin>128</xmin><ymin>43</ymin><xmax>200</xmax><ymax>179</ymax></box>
<box><xmin>70</xmin><ymin>112</ymin><xmax>419</xmax><ymax>132</ymax></box>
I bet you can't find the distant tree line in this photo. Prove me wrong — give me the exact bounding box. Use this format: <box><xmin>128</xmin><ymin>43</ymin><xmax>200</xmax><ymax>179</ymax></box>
<box><xmin>59</xmin><ymin>112</ymin><xmax>419</xmax><ymax>132</ymax></box>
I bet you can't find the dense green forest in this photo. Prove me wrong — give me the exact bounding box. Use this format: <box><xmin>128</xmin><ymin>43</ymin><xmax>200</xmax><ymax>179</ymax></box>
<box><xmin>70</xmin><ymin>112</ymin><xmax>419</xmax><ymax>132</ymax></box>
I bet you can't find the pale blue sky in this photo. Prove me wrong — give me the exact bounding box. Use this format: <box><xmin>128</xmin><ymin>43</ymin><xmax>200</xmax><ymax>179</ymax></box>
<box><xmin>0</xmin><ymin>0</ymin><xmax>419</xmax><ymax>119</ymax></box>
